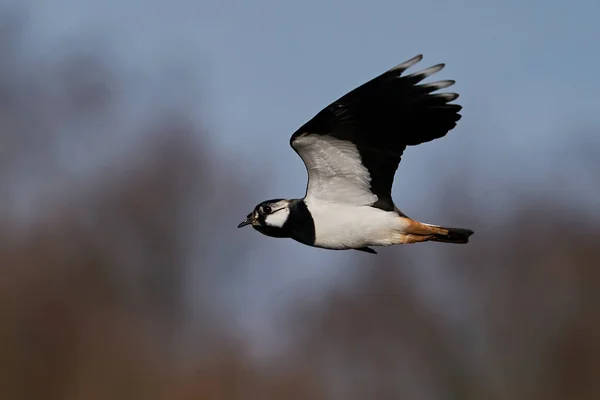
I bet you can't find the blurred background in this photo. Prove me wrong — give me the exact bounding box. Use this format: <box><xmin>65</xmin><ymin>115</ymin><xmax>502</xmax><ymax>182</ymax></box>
<box><xmin>1</xmin><ymin>0</ymin><xmax>599</xmax><ymax>399</ymax></box>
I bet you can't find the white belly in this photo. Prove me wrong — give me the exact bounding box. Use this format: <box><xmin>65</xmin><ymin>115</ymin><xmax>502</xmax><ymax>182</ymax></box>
<box><xmin>305</xmin><ymin>200</ymin><xmax>410</xmax><ymax>249</ymax></box>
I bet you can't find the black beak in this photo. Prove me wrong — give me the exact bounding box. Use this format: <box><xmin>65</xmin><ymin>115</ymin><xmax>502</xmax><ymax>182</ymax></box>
<box><xmin>237</xmin><ymin>214</ymin><xmax>253</xmax><ymax>228</ymax></box>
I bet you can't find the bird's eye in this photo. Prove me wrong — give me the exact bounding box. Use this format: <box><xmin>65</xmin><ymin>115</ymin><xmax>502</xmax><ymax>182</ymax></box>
<box><xmin>263</xmin><ymin>205</ymin><xmax>272</xmax><ymax>214</ymax></box>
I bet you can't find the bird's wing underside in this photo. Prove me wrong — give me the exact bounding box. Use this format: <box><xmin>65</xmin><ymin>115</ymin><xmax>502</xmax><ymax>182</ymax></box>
<box><xmin>290</xmin><ymin>54</ymin><xmax>462</xmax><ymax>210</ymax></box>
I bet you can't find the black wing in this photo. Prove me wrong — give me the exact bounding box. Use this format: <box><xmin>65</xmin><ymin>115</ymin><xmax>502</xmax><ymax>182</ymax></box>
<box><xmin>356</xmin><ymin>246</ymin><xmax>377</xmax><ymax>254</ymax></box>
<box><xmin>290</xmin><ymin>54</ymin><xmax>462</xmax><ymax>211</ymax></box>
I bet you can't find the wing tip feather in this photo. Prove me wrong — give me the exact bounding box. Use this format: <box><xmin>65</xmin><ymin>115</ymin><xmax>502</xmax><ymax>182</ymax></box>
<box><xmin>420</xmin><ymin>79</ymin><xmax>455</xmax><ymax>91</ymax></box>
<box><xmin>387</xmin><ymin>54</ymin><xmax>423</xmax><ymax>73</ymax></box>
<box><xmin>434</xmin><ymin>92</ymin><xmax>459</xmax><ymax>102</ymax></box>
<box><xmin>408</xmin><ymin>63</ymin><xmax>445</xmax><ymax>81</ymax></box>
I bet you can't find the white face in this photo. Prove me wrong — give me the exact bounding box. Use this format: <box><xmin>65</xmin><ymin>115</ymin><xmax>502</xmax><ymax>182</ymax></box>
<box><xmin>262</xmin><ymin>200</ymin><xmax>291</xmax><ymax>228</ymax></box>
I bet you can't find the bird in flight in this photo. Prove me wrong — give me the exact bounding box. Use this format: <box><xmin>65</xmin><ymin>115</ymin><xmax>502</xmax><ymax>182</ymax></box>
<box><xmin>238</xmin><ymin>54</ymin><xmax>473</xmax><ymax>254</ymax></box>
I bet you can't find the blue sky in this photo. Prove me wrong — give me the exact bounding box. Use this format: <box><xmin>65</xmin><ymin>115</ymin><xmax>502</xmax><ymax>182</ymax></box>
<box><xmin>19</xmin><ymin>0</ymin><xmax>600</xmax><ymax>188</ymax></box>
<box><xmin>9</xmin><ymin>0</ymin><xmax>600</xmax><ymax>344</ymax></box>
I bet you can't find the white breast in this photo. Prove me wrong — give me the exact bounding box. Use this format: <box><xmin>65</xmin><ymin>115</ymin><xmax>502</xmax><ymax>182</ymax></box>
<box><xmin>305</xmin><ymin>199</ymin><xmax>410</xmax><ymax>249</ymax></box>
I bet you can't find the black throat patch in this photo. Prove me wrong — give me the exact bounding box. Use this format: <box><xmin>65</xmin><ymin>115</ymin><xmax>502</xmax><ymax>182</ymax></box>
<box><xmin>282</xmin><ymin>199</ymin><xmax>316</xmax><ymax>246</ymax></box>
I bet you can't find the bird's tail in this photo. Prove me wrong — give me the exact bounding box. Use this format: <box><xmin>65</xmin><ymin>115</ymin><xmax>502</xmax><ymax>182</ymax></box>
<box><xmin>428</xmin><ymin>225</ymin><xmax>474</xmax><ymax>244</ymax></box>
<box><xmin>402</xmin><ymin>218</ymin><xmax>474</xmax><ymax>244</ymax></box>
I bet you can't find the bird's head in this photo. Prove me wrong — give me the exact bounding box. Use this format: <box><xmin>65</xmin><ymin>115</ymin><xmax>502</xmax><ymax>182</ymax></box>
<box><xmin>237</xmin><ymin>199</ymin><xmax>292</xmax><ymax>237</ymax></box>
